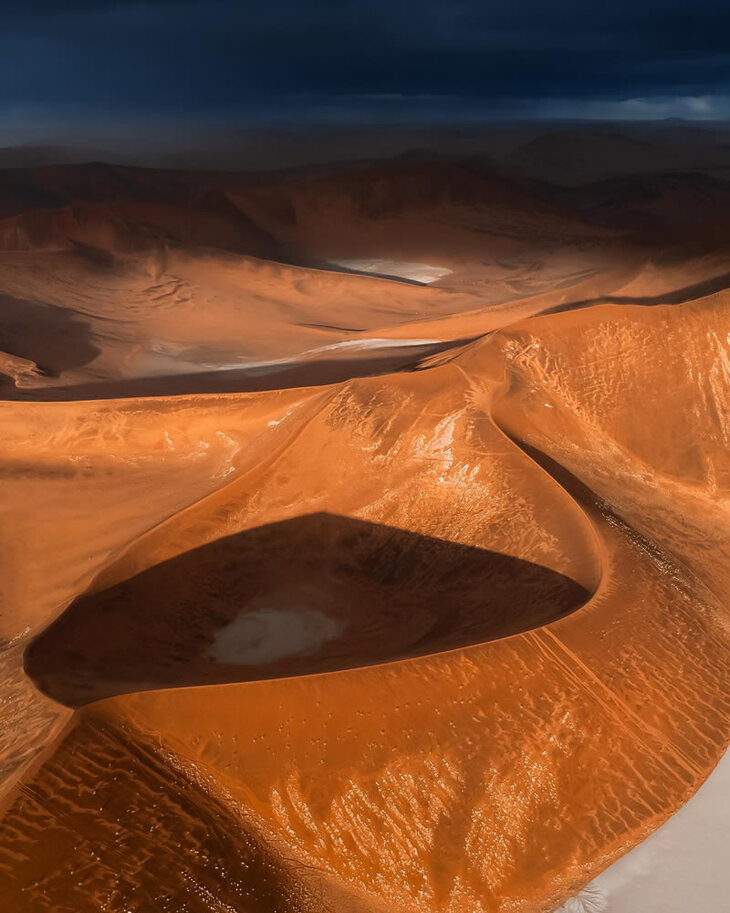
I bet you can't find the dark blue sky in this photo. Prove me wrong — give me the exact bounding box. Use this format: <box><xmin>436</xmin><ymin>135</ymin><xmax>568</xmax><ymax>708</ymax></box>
<box><xmin>2</xmin><ymin>0</ymin><xmax>730</xmax><ymax>125</ymax></box>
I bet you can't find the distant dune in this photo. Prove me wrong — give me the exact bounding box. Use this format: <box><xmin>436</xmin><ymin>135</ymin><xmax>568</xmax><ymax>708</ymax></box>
<box><xmin>0</xmin><ymin>133</ymin><xmax>728</xmax><ymax>913</ymax></box>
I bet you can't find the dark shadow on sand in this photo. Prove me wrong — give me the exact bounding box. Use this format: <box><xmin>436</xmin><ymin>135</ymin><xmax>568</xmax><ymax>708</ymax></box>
<box><xmin>541</xmin><ymin>268</ymin><xmax>730</xmax><ymax>316</ymax></box>
<box><xmin>0</xmin><ymin>293</ymin><xmax>100</xmax><ymax>376</ymax></box>
<box><xmin>26</xmin><ymin>512</ymin><xmax>590</xmax><ymax>706</ymax></box>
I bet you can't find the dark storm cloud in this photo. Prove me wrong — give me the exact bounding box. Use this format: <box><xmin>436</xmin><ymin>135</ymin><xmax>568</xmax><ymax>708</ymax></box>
<box><xmin>2</xmin><ymin>0</ymin><xmax>730</xmax><ymax>118</ymax></box>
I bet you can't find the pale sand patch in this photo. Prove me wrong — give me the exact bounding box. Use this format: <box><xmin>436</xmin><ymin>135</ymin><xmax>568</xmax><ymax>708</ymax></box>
<box><xmin>554</xmin><ymin>884</ymin><xmax>607</xmax><ymax>913</ymax></box>
<box><xmin>208</xmin><ymin>607</ymin><xmax>345</xmax><ymax>665</ymax></box>
<box><xmin>556</xmin><ymin>748</ymin><xmax>730</xmax><ymax>912</ymax></box>
<box><xmin>133</xmin><ymin>337</ymin><xmax>444</xmax><ymax>377</ymax></box>
<box><xmin>331</xmin><ymin>258</ymin><xmax>453</xmax><ymax>284</ymax></box>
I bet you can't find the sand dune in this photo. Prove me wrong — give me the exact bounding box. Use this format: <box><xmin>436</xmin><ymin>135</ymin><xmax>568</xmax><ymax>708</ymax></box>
<box><xmin>0</xmin><ymin>152</ymin><xmax>728</xmax><ymax>912</ymax></box>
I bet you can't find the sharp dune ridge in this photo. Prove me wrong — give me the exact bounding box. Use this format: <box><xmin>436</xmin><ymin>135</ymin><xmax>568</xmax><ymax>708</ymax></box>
<box><xmin>0</xmin><ymin>148</ymin><xmax>728</xmax><ymax>912</ymax></box>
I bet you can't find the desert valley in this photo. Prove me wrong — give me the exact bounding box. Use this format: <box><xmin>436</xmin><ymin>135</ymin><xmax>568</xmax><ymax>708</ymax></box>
<box><xmin>0</xmin><ymin>123</ymin><xmax>729</xmax><ymax>912</ymax></box>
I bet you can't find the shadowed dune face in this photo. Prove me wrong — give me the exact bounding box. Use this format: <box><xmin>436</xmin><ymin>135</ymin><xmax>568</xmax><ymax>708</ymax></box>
<box><xmin>0</xmin><ymin>293</ymin><xmax>99</xmax><ymax>379</ymax></box>
<box><xmin>26</xmin><ymin>513</ymin><xmax>590</xmax><ymax>705</ymax></box>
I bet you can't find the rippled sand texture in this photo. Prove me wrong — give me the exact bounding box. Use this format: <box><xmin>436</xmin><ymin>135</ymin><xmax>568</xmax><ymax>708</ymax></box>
<box><xmin>0</xmin><ymin>156</ymin><xmax>729</xmax><ymax>912</ymax></box>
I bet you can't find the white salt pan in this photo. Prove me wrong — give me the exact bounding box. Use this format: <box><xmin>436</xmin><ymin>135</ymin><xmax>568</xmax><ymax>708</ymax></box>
<box><xmin>331</xmin><ymin>258</ymin><xmax>452</xmax><ymax>284</ymax></box>
<box><xmin>208</xmin><ymin>606</ymin><xmax>344</xmax><ymax>665</ymax></box>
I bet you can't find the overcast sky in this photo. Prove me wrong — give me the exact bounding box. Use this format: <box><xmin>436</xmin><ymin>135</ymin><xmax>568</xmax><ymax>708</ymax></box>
<box><xmin>2</xmin><ymin>0</ymin><xmax>730</xmax><ymax>128</ymax></box>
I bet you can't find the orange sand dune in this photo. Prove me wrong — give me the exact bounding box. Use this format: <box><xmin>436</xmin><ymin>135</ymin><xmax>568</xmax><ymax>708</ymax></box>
<box><xmin>0</xmin><ymin>159</ymin><xmax>636</xmax><ymax>397</ymax></box>
<box><xmin>4</xmin><ymin>160</ymin><xmax>726</xmax><ymax>400</ymax></box>
<box><xmin>0</xmin><ymin>158</ymin><xmax>728</xmax><ymax>912</ymax></box>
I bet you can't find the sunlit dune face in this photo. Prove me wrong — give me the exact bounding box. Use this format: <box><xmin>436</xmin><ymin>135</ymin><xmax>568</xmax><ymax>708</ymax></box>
<box><xmin>25</xmin><ymin>513</ymin><xmax>589</xmax><ymax>705</ymax></box>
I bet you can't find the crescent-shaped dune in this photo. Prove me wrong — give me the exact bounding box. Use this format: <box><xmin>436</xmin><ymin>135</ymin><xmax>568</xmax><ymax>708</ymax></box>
<box><xmin>0</xmin><ymin>156</ymin><xmax>728</xmax><ymax>912</ymax></box>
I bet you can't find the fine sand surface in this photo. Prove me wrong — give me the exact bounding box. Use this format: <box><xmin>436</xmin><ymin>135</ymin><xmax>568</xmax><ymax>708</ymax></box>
<box><xmin>0</xmin><ymin>153</ymin><xmax>728</xmax><ymax>913</ymax></box>
<box><xmin>556</xmin><ymin>747</ymin><xmax>730</xmax><ymax>912</ymax></box>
